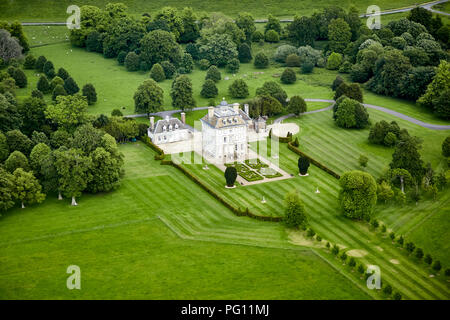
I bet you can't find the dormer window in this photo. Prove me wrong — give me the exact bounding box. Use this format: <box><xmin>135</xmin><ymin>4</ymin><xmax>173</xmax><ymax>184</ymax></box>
<box><xmin>175</xmin><ymin>124</ymin><xmax>179</xmax><ymax>129</ymax></box>
<box><xmin>169</xmin><ymin>124</ymin><xmax>173</xmax><ymax>131</ymax></box>
<box><xmin>163</xmin><ymin>125</ymin><xmax>167</xmax><ymax>132</ymax></box>
<box><xmin>222</xmin><ymin>119</ymin><xmax>226</xmax><ymax>125</ymax></box>
<box><xmin>233</xmin><ymin>117</ymin><xmax>237</xmax><ymax>123</ymax></box>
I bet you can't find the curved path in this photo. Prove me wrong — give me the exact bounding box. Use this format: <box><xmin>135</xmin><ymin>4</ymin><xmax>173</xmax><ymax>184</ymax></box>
<box><xmin>275</xmin><ymin>99</ymin><xmax>450</xmax><ymax>130</ymax></box>
<box><xmin>127</xmin><ymin>98</ymin><xmax>450</xmax><ymax>131</ymax></box>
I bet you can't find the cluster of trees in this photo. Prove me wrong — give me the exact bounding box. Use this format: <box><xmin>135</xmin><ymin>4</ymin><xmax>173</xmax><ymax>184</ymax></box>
<box><xmin>0</xmin><ymin>20</ymin><xmax>29</xmax><ymax>59</ymax></box>
<box><xmin>332</xmin><ymin>96</ymin><xmax>369</xmax><ymax>129</ymax></box>
<box><xmin>71</xmin><ymin>4</ymin><xmax>260</xmax><ymax>82</ymax></box>
<box><xmin>274</xmin><ymin>44</ymin><xmax>324</xmax><ymax>74</ymax></box>
<box><xmin>369</xmin><ymin>120</ymin><xmax>410</xmax><ymax>147</ymax></box>
<box><xmin>0</xmin><ymin>87</ymin><xmax>126</xmax><ymax>213</ymax></box>
<box><xmin>374</xmin><ymin>135</ymin><xmax>448</xmax><ymax>205</ymax></box>
<box><xmin>322</xmin><ymin>7</ymin><xmax>450</xmax><ymax>119</ymax></box>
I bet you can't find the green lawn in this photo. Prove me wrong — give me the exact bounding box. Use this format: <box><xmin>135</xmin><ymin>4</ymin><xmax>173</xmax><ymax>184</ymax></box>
<box><xmin>0</xmin><ymin>0</ymin><xmax>426</xmax><ymax>21</ymax></box>
<box><xmin>0</xmin><ymin>142</ymin><xmax>370</xmax><ymax>299</ymax></box>
<box><xmin>23</xmin><ymin>25</ymin><xmax>69</xmax><ymax>47</ymax></box>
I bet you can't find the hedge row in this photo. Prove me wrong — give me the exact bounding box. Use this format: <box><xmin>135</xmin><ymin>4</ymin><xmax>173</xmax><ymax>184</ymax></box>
<box><xmin>161</xmin><ymin>159</ymin><xmax>283</xmax><ymax>222</ymax></box>
<box><xmin>287</xmin><ymin>142</ymin><xmax>341</xmax><ymax>180</ymax></box>
<box><xmin>140</xmin><ymin>136</ymin><xmax>165</xmax><ymax>160</ymax></box>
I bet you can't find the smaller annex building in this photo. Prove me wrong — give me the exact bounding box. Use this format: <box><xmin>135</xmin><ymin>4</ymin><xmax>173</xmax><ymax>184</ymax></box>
<box><xmin>148</xmin><ymin>115</ymin><xmax>190</xmax><ymax>145</ymax></box>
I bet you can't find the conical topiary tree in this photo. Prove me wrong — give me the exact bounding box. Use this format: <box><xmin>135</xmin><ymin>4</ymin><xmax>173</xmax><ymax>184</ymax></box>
<box><xmin>82</xmin><ymin>83</ymin><xmax>97</xmax><ymax>105</ymax></box>
<box><xmin>34</xmin><ymin>55</ymin><xmax>47</xmax><ymax>72</ymax></box>
<box><xmin>43</xmin><ymin>60</ymin><xmax>54</xmax><ymax>78</ymax></box>
<box><xmin>201</xmin><ymin>79</ymin><xmax>218</xmax><ymax>98</ymax></box>
<box><xmin>205</xmin><ymin>65</ymin><xmax>221</xmax><ymax>82</ymax></box>
<box><xmin>224</xmin><ymin>166</ymin><xmax>237</xmax><ymax>187</ymax></box>
<box><xmin>298</xmin><ymin>156</ymin><xmax>310</xmax><ymax>176</ymax></box>
<box><xmin>57</xmin><ymin>67</ymin><xmax>69</xmax><ymax>80</ymax></box>
<box><xmin>52</xmin><ymin>84</ymin><xmax>67</xmax><ymax>101</ymax></box>
<box><xmin>150</xmin><ymin>63</ymin><xmax>166</xmax><ymax>82</ymax></box>
<box><xmin>12</xmin><ymin>68</ymin><xmax>27</xmax><ymax>88</ymax></box>
<box><xmin>238</xmin><ymin>43</ymin><xmax>252</xmax><ymax>63</ymax></box>
<box><xmin>64</xmin><ymin>77</ymin><xmax>79</xmax><ymax>95</ymax></box>
<box><xmin>37</xmin><ymin>75</ymin><xmax>50</xmax><ymax>93</ymax></box>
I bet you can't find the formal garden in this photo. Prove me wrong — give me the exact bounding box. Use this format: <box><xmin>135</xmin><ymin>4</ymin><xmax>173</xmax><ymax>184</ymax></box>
<box><xmin>0</xmin><ymin>1</ymin><xmax>449</xmax><ymax>300</ymax></box>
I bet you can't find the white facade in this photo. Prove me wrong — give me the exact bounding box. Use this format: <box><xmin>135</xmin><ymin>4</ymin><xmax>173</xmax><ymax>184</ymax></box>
<box><xmin>148</xmin><ymin>116</ymin><xmax>190</xmax><ymax>145</ymax></box>
<box><xmin>201</xmin><ymin>100</ymin><xmax>256</xmax><ymax>163</ymax></box>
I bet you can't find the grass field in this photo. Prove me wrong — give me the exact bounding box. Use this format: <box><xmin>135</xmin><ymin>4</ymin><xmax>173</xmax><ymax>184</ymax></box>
<box><xmin>0</xmin><ymin>0</ymin><xmax>427</xmax><ymax>21</ymax></box>
<box><xmin>0</xmin><ymin>142</ymin><xmax>370</xmax><ymax>299</ymax></box>
<box><xmin>177</xmin><ymin>141</ymin><xmax>450</xmax><ymax>299</ymax></box>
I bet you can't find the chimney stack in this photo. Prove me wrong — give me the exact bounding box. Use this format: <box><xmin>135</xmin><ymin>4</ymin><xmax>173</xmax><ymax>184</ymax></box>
<box><xmin>244</xmin><ymin>104</ymin><xmax>249</xmax><ymax>116</ymax></box>
<box><xmin>208</xmin><ymin>106</ymin><xmax>214</xmax><ymax>120</ymax></box>
<box><xmin>181</xmin><ymin>112</ymin><xmax>186</xmax><ymax>124</ymax></box>
<box><xmin>150</xmin><ymin>116</ymin><xmax>155</xmax><ymax>130</ymax></box>
<box><xmin>233</xmin><ymin>103</ymin><xmax>239</xmax><ymax>114</ymax></box>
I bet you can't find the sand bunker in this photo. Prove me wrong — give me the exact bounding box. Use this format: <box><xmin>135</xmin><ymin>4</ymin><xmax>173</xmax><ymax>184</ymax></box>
<box><xmin>346</xmin><ymin>249</ymin><xmax>368</xmax><ymax>258</ymax></box>
<box><xmin>288</xmin><ymin>231</ymin><xmax>318</xmax><ymax>247</ymax></box>
<box><xmin>376</xmin><ymin>246</ymin><xmax>384</xmax><ymax>252</ymax></box>
<box><xmin>389</xmin><ymin>259</ymin><xmax>400</xmax><ymax>265</ymax></box>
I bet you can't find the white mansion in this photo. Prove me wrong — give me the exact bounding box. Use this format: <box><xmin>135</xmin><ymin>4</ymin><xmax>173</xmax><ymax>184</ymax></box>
<box><xmin>148</xmin><ymin>114</ymin><xmax>190</xmax><ymax>144</ymax></box>
<box><xmin>200</xmin><ymin>99</ymin><xmax>266</xmax><ymax>162</ymax></box>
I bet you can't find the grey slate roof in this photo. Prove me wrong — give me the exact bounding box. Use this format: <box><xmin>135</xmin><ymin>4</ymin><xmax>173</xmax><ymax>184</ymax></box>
<box><xmin>151</xmin><ymin>117</ymin><xmax>187</xmax><ymax>134</ymax></box>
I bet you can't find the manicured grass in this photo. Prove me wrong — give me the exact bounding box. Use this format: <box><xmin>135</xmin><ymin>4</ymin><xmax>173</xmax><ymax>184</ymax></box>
<box><xmin>434</xmin><ymin>1</ymin><xmax>450</xmax><ymax>13</ymax></box>
<box><xmin>286</xmin><ymin>108</ymin><xmax>449</xmax><ymax>178</ymax></box>
<box><xmin>0</xmin><ymin>0</ymin><xmax>425</xmax><ymax>21</ymax></box>
<box><xmin>177</xmin><ymin>130</ymin><xmax>450</xmax><ymax>299</ymax></box>
<box><xmin>23</xmin><ymin>25</ymin><xmax>69</xmax><ymax>47</ymax></box>
<box><xmin>24</xmin><ymin>41</ymin><xmax>336</xmax><ymax>116</ymax></box>
<box><xmin>375</xmin><ymin>191</ymin><xmax>450</xmax><ymax>267</ymax></box>
<box><xmin>0</xmin><ymin>142</ymin><xmax>369</xmax><ymax>299</ymax></box>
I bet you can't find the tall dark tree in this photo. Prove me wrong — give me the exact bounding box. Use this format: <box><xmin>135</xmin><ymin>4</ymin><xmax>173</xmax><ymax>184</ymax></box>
<box><xmin>82</xmin><ymin>83</ymin><xmax>97</xmax><ymax>105</ymax></box>
<box><xmin>170</xmin><ymin>75</ymin><xmax>196</xmax><ymax>111</ymax></box>
<box><xmin>390</xmin><ymin>137</ymin><xmax>424</xmax><ymax>181</ymax></box>
<box><xmin>64</xmin><ymin>77</ymin><xmax>80</xmax><ymax>95</ymax></box>
<box><xmin>133</xmin><ymin>79</ymin><xmax>164</xmax><ymax>115</ymax></box>
<box><xmin>224</xmin><ymin>166</ymin><xmax>237</xmax><ymax>187</ymax></box>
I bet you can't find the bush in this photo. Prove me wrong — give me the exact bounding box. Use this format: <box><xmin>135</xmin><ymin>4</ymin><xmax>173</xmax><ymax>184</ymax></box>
<box><xmin>274</xmin><ymin>45</ymin><xmax>298</xmax><ymax>63</ymax></box>
<box><xmin>43</xmin><ymin>61</ymin><xmax>54</xmax><ymax>78</ymax></box>
<box><xmin>63</xmin><ymin>77</ymin><xmax>79</xmax><ymax>95</ymax></box>
<box><xmin>124</xmin><ymin>52</ymin><xmax>140</xmax><ymax>71</ymax></box>
<box><xmin>117</xmin><ymin>51</ymin><xmax>127</xmax><ymax>65</ymax></box>
<box><xmin>201</xmin><ymin>79</ymin><xmax>218</xmax><ymax>98</ymax></box>
<box><xmin>298</xmin><ymin>156</ymin><xmax>310</xmax><ymax>175</ymax></box>
<box><xmin>111</xmin><ymin>109</ymin><xmax>123</xmax><ymax>117</ymax></box>
<box><xmin>37</xmin><ymin>75</ymin><xmax>50</xmax><ymax>93</ymax></box>
<box><xmin>238</xmin><ymin>43</ymin><xmax>252</xmax><ymax>63</ymax></box>
<box><xmin>285</xmin><ymin>54</ymin><xmax>301</xmax><ymax>67</ymax></box>
<box><xmin>306</xmin><ymin>228</ymin><xmax>315</xmax><ymax>237</ymax></box>
<box><xmin>24</xmin><ymin>55</ymin><xmax>36</xmax><ymax>69</ymax></box>
<box><xmin>340</xmin><ymin>252</ymin><xmax>348</xmax><ymax>262</ymax></box>
<box><xmin>357</xmin><ymin>264</ymin><xmax>365</xmax><ymax>274</ymax></box>
<box><xmin>432</xmin><ymin>260</ymin><xmax>442</xmax><ymax>272</ymax></box>
<box><xmin>415</xmin><ymin>248</ymin><xmax>424</xmax><ymax>259</ymax></box>
<box><xmin>228</xmin><ymin>79</ymin><xmax>249</xmax><ymax>99</ymax></box>
<box><xmin>265</xmin><ymin>30</ymin><xmax>279</xmax><ymax>43</ymax></box>
<box><xmin>393</xmin><ymin>292</ymin><xmax>402</xmax><ymax>300</ymax></box>
<box><xmin>52</xmin><ymin>84</ymin><xmax>67</xmax><ymax>101</ymax></box>
<box><xmin>349</xmin><ymin>257</ymin><xmax>356</xmax><ymax>267</ymax></box>
<box><xmin>254</xmin><ymin>52</ymin><xmax>269</xmax><ymax>69</ymax></box>
<box><xmin>445</xmin><ymin>269</ymin><xmax>450</xmax><ymax>277</ymax></box>
<box><xmin>288</xmin><ymin>96</ymin><xmax>307</xmax><ymax>116</ymax></box>
<box><xmin>389</xmin><ymin>232</ymin><xmax>395</xmax><ymax>240</ymax></box>
<box><xmin>332</xmin><ymin>76</ymin><xmax>344</xmax><ymax>91</ymax></box>
<box><xmin>12</xmin><ymin>68</ymin><xmax>27</xmax><ymax>88</ymax></box>
<box><xmin>205</xmin><ymin>65</ymin><xmax>221</xmax><ymax>82</ymax></box>
<box><xmin>405</xmin><ymin>241</ymin><xmax>415</xmax><ymax>253</ymax></box>
<box><xmin>226</xmin><ymin>58</ymin><xmax>240</xmax><ymax>74</ymax></box>
<box><xmin>326</xmin><ymin>52</ymin><xmax>343</xmax><ymax>70</ymax></box>
<box><xmin>34</xmin><ymin>56</ymin><xmax>46</xmax><ymax>72</ymax></box>
<box><xmin>280</xmin><ymin>68</ymin><xmax>296</xmax><ymax>84</ymax></box>
<box><xmin>50</xmin><ymin>76</ymin><xmax>64</xmax><ymax>91</ymax></box>
<box><xmin>224</xmin><ymin>166</ymin><xmax>237</xmax><ymax>187</ymax></box>
<box><xmin>57</xmin><ymin>67</ymin><xmax>69</xmax><ymax>80</ymax></box>
<box><xmin>284</xmin><ymin>190</ymin><xmax>308</xmax><ymax>228</ymax></box>
<box><xmin>301</xmin><ymin>61</ymin><xmax>314</xmax><ymax>74</ymax></box>
<box><xmin>82</xmin><ymin>83</ymin><xmax>97</xmax><ymax>105</ymax></box>
<box><xmin>424</xmin><ymin>254</ymin><xmax>433</xmax><ymax>265</ymax></box>
<box><xmin>160</xmin><ymin>61</ymin><xmax>176</xmax><ymax>79</ymax></box>
<box><xmin>383</xmin><ymin>284</ymin><xmax>393</xmax><ymax>295</ymax></box>
<box><xmin>150</xmin><ymin>63</ymin><xmax>166</xmax><ymax>82</ymax></box>
<box><xmin>331</xmin><ymin>244</ymin><xmax>340</xmax><ymax>255</ymax></box>
<box><xmin>252</xmin><ymin>31</ymin><xmax>264</xmax><ymax>42</ymax></box>
<box><xmin>198</xmin><ymin>59</ymin><xmax>210</xmax><ymax>70</ymax></box>
<box><xmin>180</xmin><ymin>53</ymin><xmax>194</xmax><ymax>73</ymax></box>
